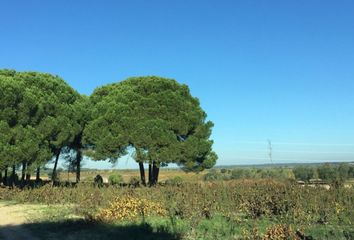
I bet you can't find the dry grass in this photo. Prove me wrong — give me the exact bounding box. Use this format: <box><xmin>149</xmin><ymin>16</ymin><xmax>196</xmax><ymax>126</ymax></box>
<box><xmin>55</xmin><ymin>168</ymin><xmax>204</xmax><ymax>183</ymax></box>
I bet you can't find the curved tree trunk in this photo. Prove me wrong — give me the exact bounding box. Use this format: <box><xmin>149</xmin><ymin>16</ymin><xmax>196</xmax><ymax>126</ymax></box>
<box><xmin>52</xmin><ymin>151</ymin><xmax>61</xmax><ymax>184</ymax></box>
<box><xmin>139</xmin><ymin>162</ymin><xmax>146</xmax><ymax>186</ymax></box>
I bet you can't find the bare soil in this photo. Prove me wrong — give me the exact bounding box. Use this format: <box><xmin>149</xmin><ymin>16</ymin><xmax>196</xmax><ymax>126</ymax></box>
<box><xmin>0</xmin><ymin>202</ymin><xmax>40</xmax><ymax>240</ymax></box>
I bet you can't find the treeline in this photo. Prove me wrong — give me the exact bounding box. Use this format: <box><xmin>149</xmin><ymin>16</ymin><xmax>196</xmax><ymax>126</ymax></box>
<box><xmin>204</xmin><ymin>163</ymin><xmax>354</xmax><ymax>184</ymax></box>
<box><xmin>0</xmin><ymin>70</ymin><xmax>217</xmax><ymax>187</ymax></box>
<box><xmin>293</xmin><ymin>163</ymin><xmax>354</xmax><ymax>184</ymax></box>
<box><xmin>204</xmin><ymin>168</ymin><xmax>293</xmax><ymax>181</ymax></box>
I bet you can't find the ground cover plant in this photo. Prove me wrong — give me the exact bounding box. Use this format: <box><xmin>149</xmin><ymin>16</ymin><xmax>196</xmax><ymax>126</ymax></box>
<box><xmin>1</xmin><ymin>176</ymin><xmax>353</xmax><ymax>239</ymax></box>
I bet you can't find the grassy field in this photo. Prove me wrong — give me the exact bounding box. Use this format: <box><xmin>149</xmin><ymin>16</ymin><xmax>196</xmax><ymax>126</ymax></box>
<box><xmin>1</xmin><ymin>168</ymin><xmax>354</xmax><ymax>240</ymax></box>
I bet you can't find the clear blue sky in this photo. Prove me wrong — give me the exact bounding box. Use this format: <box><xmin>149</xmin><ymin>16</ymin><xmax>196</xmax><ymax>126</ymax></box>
<box><xmin>1</xmin><ymin>0</ymin><xmax>354</xmax><ymax>168</ymax></box>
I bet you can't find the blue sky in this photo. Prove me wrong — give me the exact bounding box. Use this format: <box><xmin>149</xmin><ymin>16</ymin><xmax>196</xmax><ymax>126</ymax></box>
<box><xmin>1</xmin><ymin>0</ymin><xmax>354</xmax><ymax>168</ymax></box>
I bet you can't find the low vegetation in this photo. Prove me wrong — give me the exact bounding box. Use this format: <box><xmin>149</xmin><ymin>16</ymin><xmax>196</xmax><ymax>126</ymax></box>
<box><xmin>1</xmin><ymin>173</ymin><xmax>353</xmax><ymax>239</ymax></box>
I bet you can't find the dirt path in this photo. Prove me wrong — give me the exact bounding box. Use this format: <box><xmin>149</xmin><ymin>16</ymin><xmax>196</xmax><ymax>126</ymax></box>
<box><xmin>0</xmin><ymin>202</ymin><xmax>40</xmax><ymax>240</ymax></box>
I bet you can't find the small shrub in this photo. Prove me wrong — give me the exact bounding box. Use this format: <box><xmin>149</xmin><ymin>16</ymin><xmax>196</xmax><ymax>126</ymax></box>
<box><xmin>165</xmin><ymin>176</ymin><xmax>184</xmax><ymax>186</ymax></box>
<box><xmin>231</xmin><ymin>169</ymin><xmax>244</xmax><ymax>179</ymax></box>
<box><xmin>95</xmin><ymin>197</ymin><xmax>167</xmax><ymax>222</ymax></box>
<box><xmin>129</xmin><ymin>177</ymin><xmax>140</xmax><ymax>187</ymax></box>
<box><xmin>108</xmin><ymin>174</ymin><xmax>123</xmax><ymax>185</ymax></box>
<box><xmin>263</xmin><ymin>224</ymin><xmax>298</xmax><ymax>240</ymax></box>
<box><xmin>94</xmin><ymin>175</ymin><xmax>103</xmax><ymax>187</ymax></box>
<box><xmin>203</xmin><ymin>169</ymin><xmax>221</xmax><ymax>181</ymax></box>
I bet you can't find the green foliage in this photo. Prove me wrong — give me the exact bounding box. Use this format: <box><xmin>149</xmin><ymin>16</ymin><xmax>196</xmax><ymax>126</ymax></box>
<box><xmin>318</xmin><ymin>164</ymin><xmax>338</xmax><ymax>182</ymax></box>
<box><xmin>1</xmin><ymin>70</ymin><xmax>216</xmax><ymax>186</ymax></box>
<box><xmin>108</xmin><ymin>174</ymin><xmax>123</xmax><ymax>185</ymax></box>
<box><xmin>204</xmin><ymin>168</ymin><xmax>293</xmax><ymax>181</ymax></box>
<box><xmin>231</xmin><ymin>169</ymin><xmax>246</xmax><ymax>179</ymax></box>
<box><xmin>165</xmin><ymin>176</ymin><xmax>184</xmax><ymax>186</ymax></box>
<box><xmin>203</xmin><ymin>169</ymin><xmax>223</xmax><ymax>181</ymax></box>
<box><xmin>84</xmin><ymin>76</ymin><xmax>217</xmax><ymax>171</ymax></box>
<box><xmin>0</xmin><ymin>69</ymin><xmax>81</xmax><ymax>175</ymax></box>
<box><xmin>293</xmin><ymin>166</ymin><xmax>315</xmax><ymax>182</ymax></box>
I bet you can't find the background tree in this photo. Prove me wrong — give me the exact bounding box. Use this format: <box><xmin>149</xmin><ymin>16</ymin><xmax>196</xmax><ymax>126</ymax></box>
<box><xmin>84</xmin><ymin>76</ymin><xmax>217</xmax><ymax>185</ymax></box>
<box><xmin>292</xmin><ymin>166</ymin><xmax>315</xmax><ymax>182</ymax></box>
<box><xmin>317</xmin><ymin>164</ymin><xmax>340</xmax><ymax>185</ymax></box>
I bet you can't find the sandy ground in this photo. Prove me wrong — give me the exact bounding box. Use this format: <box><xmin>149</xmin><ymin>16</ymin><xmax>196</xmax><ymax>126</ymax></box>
<box><xmin>0</xmin><ymin>202</ymin><xmax>40</xmax><ymax>240</ymax></box>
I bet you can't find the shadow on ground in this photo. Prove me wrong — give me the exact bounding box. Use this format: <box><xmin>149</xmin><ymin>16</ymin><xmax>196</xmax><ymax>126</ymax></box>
<box><xmin>0</xmin><ymin>219</ymin><xmax>180</xmax><ymax>240</ymax></box>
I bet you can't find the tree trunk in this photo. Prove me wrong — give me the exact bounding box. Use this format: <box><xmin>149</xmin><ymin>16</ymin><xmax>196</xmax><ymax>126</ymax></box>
<box><xmin>152</xmin><ymin>163</ymin><xmax>156</xmax><ymax>185</ymax></box>
<box><xmin>21</xmin><ymin>162</ymin><xmax>26</xmax><ymax>183</ymax></box>
<box><xmin>155</xmin><ymin>165</ymin><xmax>160</xmax><ymax>183</ymax></box>
<box><xmin>76</xmin><ymin>148</ymin><xmax>82</xmax><ymax>183</ymax></box>
<box><xmin>36</xmin><ymin>167</ymin><xmax>40</xmax><ymax>182</ymax></box>
<box><xmin>139</xmin><ymin>162</ymin><xmax>146</xmax><ymax>186</ymax></box>
<box><xmin>0</xmin><ymin>171</ymin><xmax>2</xmax><ymax>185</ymax></box>
<box><xmin>148</xmin><ymin>163</ymin><xmax>152</xmax><ymax>185</ymax></box>
<box><xmin>52</xmin><ymin>151</ymin><xmax>60</xmax><ymax>184</ymax></box>
<box><xmin>4</xmin><ymin>166</ymin><xmax>8</xmax><ymax>185</ymax></box>
<box><xmin>11</xmin><ymin>165</ymin><xmax>16</xmax><ymax>186</ymax></box>
<box><xmin>150</xmin><ymin>162</ymin><xmax>160</xmax><ymax>186</ymax></box>
<box><xmin>26</xmin><ymin>173</ymin><xmax>31</xmax><ymax>182</ymax></box>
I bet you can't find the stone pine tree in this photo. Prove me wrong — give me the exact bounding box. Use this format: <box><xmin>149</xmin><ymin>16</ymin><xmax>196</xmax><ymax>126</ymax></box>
<box><xmin>69</xmin><ymin>95</ymin><xmax>91</xmax><ymax>183</ymax></box>
<box><xmin>0</xmin><ymin>70</ymin><xmax>50</xmax><ymax>185</ymax></box>
<box><xmin>0</xmin><ymin>70</ymin><xmax>80</xmax><ymax>184</ymax></box>
<box><xmin>84</xmin><ymin>76</ymin><xmax>217</xmax><ymax>185</ymax></box>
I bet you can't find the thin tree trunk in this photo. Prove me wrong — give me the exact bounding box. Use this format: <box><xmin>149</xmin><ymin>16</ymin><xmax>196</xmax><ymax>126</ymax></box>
<box><xmin>21</xmin><ymin>162</ymin><xmax>26</xmax><ymax>183</ymax></box>
<box><xmin>52</xmin><ymin>151</ymin><xmax>60</xmax><ymax>184</ymax></box>
<box><xmin>139</xmin><ymin>162</ymin><xmax>146</xmax><ymax>186</ymax></box>
<box><xmin>11</xmin><ymin>165</ymin><xmax>16</xmax><ymax>186</ymax></box>
<box><xmin>76</xmin><ymin>148</ymin><xmax>82</xmax><ymax>183</ymax></box>
<box><xmin>148</xmin><ymin>163</ymin><xmax>152</xmax><ymax>185</ymax></box>
<box><xmin>4</xmin><ymin>166</ymin><xmax>8</xmax><ymax>185</ymax></box>
<box><xmin>26</xmin><ymin>173</ymin><xmax>31</xmax><ymax>182</ymax></box>
<box><xmin>152</xmin><ymin>162</ymin><xmax>157</xmax><ymax>185</ymax></box>
<box><xmin>0</xmin><ymin>171</ymin><xmax>2</xmax><ymax>185</ymax></box>
<box><xmin>36</xmin><ymin>167</ymin><xmax>40</xmax><ymax>181</ymax></box>
<box><xmin>155</xmin><ymin>165</ymin><xmax>160</xmax><ymax>183</ymax></box>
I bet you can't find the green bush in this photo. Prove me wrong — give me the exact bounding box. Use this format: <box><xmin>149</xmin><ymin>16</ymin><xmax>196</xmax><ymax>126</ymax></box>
<box><xmin>165</xmin><ymin>176</ymin><xmax>184</xmax><ymax>186</ymax></box>
<box><xmin>108</xmin><ymin>174</ymin><xmax>123</xmax><ymax>185</ymax></box>
<box><xmin>231</xmin><ymin>169</ymin><xmax>245</xmax><ymax>179</ymax></box>
<box><xmin>203</xmin><ymin>169</ymin><xmax>221</xmax><ymax>181</ymax></box>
